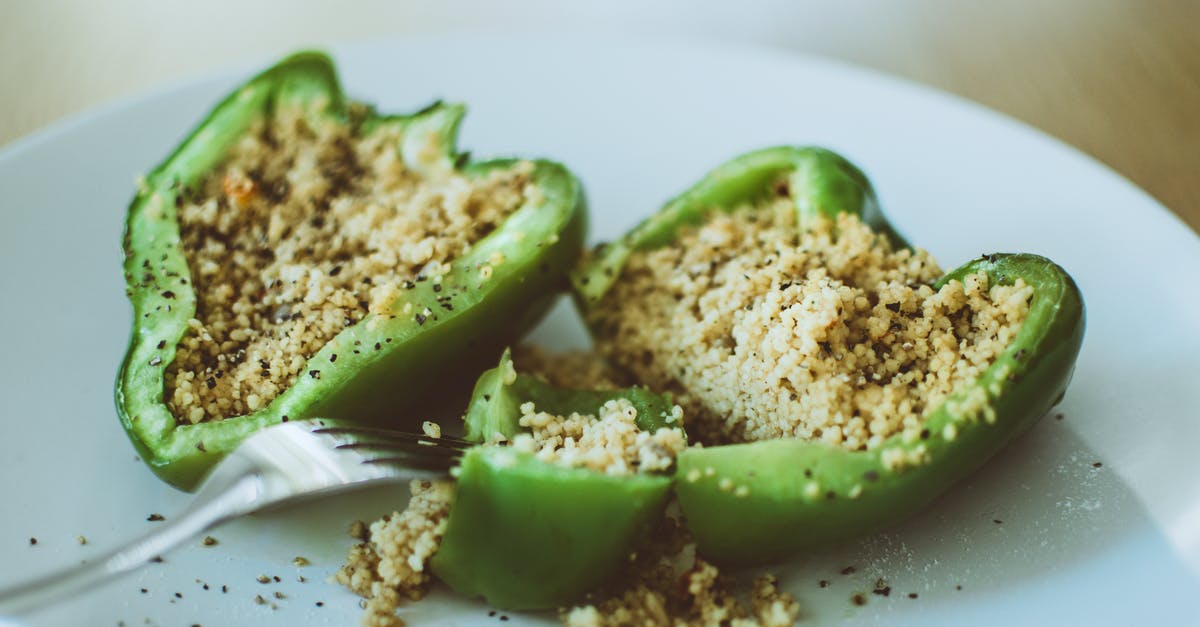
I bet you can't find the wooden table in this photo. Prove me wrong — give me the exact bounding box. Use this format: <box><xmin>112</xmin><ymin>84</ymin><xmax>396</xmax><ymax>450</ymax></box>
<box><xmin>3</xmin><ymin>0</ymin><xmax>1196</xmax><ymax>232</ymax></box>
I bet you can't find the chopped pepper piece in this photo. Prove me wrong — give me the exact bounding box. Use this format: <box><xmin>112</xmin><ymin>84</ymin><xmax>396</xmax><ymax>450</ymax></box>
<box><xmin>430</xmin><ymin>350</ymin><xmax>681</xmax><ymax>610</ymax></box>
<box><xmin>117</xmin><ymin>53</ymin><xmax>586</xmax><ymax>490</ymax></box>
<box><xmin>573</xmin><ymin>146</ymin><xmax>1085</xmax><ymax>565</ymax></box>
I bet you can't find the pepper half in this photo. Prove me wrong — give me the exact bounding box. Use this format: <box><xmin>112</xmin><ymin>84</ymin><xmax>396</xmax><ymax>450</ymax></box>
<box><xmin>573</xmin><ymin>146</ymin><xmax>1085</xmax><ymax>565</ymax></box>
<box><xmin>117</xmin><ymin>53</ymin><xmax>586</xmax><ymax>490</ymax></box>
<box><xmin>430</xmin><ymin>350</ymin><xmax>680</xmax><ymax>610</ymax></box>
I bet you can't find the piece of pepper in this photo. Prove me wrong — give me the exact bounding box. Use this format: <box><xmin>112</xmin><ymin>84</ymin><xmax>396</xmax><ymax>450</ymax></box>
<box><xmin>117</xmin><ymin>52</ymin><xmax>586</xmax><ymax>490</ymax></box>
<box><xmin>573</xmin><ymin>146</ymin><xmax>1085</xmax><ymax>565</ymax></box>
<box><xmin>430</xmin><ymin>350</ymin><xmax>680</xmax><ymax>610</ymax></box>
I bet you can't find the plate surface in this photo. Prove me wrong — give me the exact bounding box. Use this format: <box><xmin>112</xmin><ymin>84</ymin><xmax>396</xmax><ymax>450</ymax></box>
<box><xmin>1</xmin><ymin>34</ymin><xmax>1198</xmax><ymax>626</ymax></box>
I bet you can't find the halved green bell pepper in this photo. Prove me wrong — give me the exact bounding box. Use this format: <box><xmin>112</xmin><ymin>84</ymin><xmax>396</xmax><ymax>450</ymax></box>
<box><xmin>117</xmin><ymin>52</ymin><xmax>586</xmax><ymax>490</ymax></box>
<box><xmin>430</xmin><ymin>350</ymin><xmax>680</xmax><ymax>610</ymax></box>
<box><xmin>573</xmin><ymin>146</ymin><xmax>1085</xmax><ymax>565</ymax></box>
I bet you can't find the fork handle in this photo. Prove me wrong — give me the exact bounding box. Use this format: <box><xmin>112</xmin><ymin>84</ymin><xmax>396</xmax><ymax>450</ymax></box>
<box><xmin>0</xmin><ymin>473</ymin><xmax>259</xmax><ymax>617</ymax></box>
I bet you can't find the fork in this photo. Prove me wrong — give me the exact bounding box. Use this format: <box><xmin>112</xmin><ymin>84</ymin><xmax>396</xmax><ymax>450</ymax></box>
<box><xmin>0</xmin><ymin>418</ymin><xmax>470</xmax><ymax>617</ymax></box>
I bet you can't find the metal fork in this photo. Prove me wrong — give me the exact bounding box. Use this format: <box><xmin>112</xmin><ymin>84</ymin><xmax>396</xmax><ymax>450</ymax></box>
<box><xmin>0</xmin><ymin>418</ymin><xmax>470</xmax><ymax>617</ymax></box>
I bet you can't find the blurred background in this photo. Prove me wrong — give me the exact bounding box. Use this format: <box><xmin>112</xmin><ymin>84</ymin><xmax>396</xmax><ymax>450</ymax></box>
<box><xmin>3</xmin><ymin>0</ymin><xmax>1197</xmax><ymax>231</ymax></box>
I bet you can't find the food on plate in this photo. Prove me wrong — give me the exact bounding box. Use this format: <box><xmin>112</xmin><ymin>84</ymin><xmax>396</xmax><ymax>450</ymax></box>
<box><xmin>340</xmin><ymin>349</ymin><xmax>800</xmax><ymax>625</ymax></box>
<box><xmin>116</xmin><ymin>52</ymin><xmax>584</xmax><ymax>489</ymax></box>
<box><xmin>340</xmin><ymin>349</ymin><xmax>683</xmax><ymax>614</ymax></box>
<box><xmin>115</xmin><ymin>50</ymin><xmax>1085</xmax><ymax>623</ymax></box>
<box><xmin>574</xmin><ymin>147</ymin><xmax>1085</xmax><ymax>564</ymax></box>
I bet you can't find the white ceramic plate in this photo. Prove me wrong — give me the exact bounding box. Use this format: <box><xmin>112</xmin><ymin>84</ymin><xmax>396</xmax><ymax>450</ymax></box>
<box><xmin>1</xmin><ymin>35</ymin><xmax>1198</xmax><ymax>626</ymax></box>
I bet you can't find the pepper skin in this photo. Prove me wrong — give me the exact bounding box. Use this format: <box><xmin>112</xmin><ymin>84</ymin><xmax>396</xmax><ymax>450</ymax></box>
<box><xmin>430</xmin><ymin>350</ymin><xmax>679</xmax><ymax>610</ymax></box>
<box><xmin>573</xmin><ymin>147</ymin><xmax>1085</xmax><ymax>565</ymax></box>
<box><xmin>117</xmin><ymin>53</ymin><xmax>586</xmax><ymax>490</ymax></box>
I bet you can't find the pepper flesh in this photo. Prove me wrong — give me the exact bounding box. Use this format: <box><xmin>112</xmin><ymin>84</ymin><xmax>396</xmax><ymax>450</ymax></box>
<box><xmin>574</xmin><ymin>146</ymin><xmax>1085</xmax><ymax>565</ymax></box>
<box><xmin>430</xmin><ymin>350</ymin><xmax>679</xmax><ymax>609</ymax></box>
<box><xmin>117</xmin><ymin>53</ymin><xmax>586</xmax><ymax>490</ymax></box>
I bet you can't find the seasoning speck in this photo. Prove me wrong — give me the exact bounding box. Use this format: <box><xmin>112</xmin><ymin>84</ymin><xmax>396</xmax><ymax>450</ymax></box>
<box><xmin>147</xmin><ymin>513</ymin><xmax>165</xmax><ymax>522</ymax></box>
<box><xmin>851</xmin><ymin>593</ymin><xmax>867</xmax><ymax>606</ymax></box>
<box><xmin>256</xmin><ymin>575</ymin><xmax>271</xmax><ymax>584</ymax></box>
<box><xmin>202</xmin><ymin>535</ymin><xmax>218</xmax><ymax>546</ymax></box>
<box><xmin>76</xmin><ymin>535</ymin><xmax>87</xmax><ymax>545</ymax></box>
<box><xmin>841</xmin><ymin>566</ymin><xmax>857</xmax><ymax>575</ymax></box>
<box><xmin>819</xmin><ymin>580</ymin><xmax>830</xmax><ymax>588</ymax></box>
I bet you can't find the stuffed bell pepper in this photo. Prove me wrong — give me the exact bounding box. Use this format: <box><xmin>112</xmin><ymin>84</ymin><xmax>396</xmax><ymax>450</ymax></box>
<box><xmin>574</xmin><ymin>147</ymin><xmax>1085</xmax><ymax>565</ymax></box>
<box><xmin>117</xmin><ymin>52</ymin><xmax>585</xmax><ymax>490</ymax></box>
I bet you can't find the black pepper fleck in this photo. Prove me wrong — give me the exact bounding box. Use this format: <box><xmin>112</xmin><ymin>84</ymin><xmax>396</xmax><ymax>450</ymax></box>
<box><xmin>1092</xmin><ymin>462</ymin><xmax>1103</xmax><ymax>468</ymax></box>
<box><xmin>819</xmin><ymin>580</ymin><xmax>830</xmax><ymax>588</ymax></box>
<box><xmin>329</xmin><ymin>354</ymin><xmax>338</xmax><ymax>363</ymax></box>
<box><xmin>29</xmin><ymin>537</ymin><xmax>37</xmax><ymax>546</ymax></box>
<box><xmin>851</xmin><ymin>593</ymin><xmax>867</xmax><ymax>606</ymax></box>
<box><xmin>147</xmin><ymin>513</ymin><xmax>165</xmax><ymax>522</ymax></box>
<box><xmin>308</xmin><ymin>370</ymin><xmax>321</xmax><ymax>379</ymax></box>
<box><xmin>841</xmin><ymin>566</ymin><xmax>856</xmax><ymax>575</ymax></box>
<box><xmin>415</xmin><ymin>313</ymin><xmax>427</xmax><ymax>325</ymax></box>
<box><xmin>908</xmin><ymin>592</ymin><xmax>918</xmax><ymax>599</ymax></box>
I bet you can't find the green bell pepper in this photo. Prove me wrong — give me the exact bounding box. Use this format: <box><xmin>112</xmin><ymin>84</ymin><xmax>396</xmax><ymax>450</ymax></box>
<box><xmin>573</xmin><ymin>146</ymin><xmax>1085</xmax><ymax>565</ymax></box>
<box><xmin>430</xmin><ymin>350</ymin><xmax>680</xmax><ymax>610</ymax></box>
<box><xmin>117</xmin><ymin>52</ymin><xmax>586</xmax><ymax>490</ymax></box>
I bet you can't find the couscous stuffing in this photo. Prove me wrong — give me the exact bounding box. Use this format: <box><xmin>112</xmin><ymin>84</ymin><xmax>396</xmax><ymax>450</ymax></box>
<box><xmin>511</xmin><ymin>398</ymin><xmax>686</xmax><ymax>476</ymax></box>
<box><xmin>589</xmin><ymin>198</ymin><xmax>1032</xmax><ymax>448</ymax></box>
<box><xmin>165</xmin><ymin>106</ymin><xmax>535</xmax><ymax>423</ymax></box>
